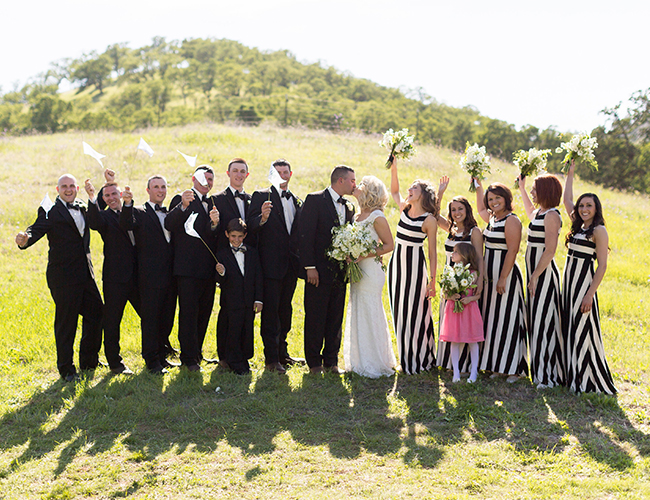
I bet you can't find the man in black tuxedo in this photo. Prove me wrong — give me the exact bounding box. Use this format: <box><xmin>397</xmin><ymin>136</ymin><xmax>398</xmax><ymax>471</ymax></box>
<box><xmin>248</xmin><ymin>159</ymin><xmax>304</xmax><ymax>373</ymax></box>
<box><xmin>16</xmin><ymin>174</ymin><xmax>103</xmax><ymax>382</ymax></box>
<box><xmin>165</xmin><ymin>165</ymin><xmax>219</xmax><ymax>372</ymax></box>
<box><xmin>299</xmin><ymin>165</ymin><xmax>356</xmax><ymax>374</ymax></box>
<box><xmin>212</xmin><ymin>158</ymin><xmax>252</xmax><ymax>363</ymax></box>
<box><xmin>85</xmin><ymin>177</ymin><xmax>140</xmax><ymax>375</ymax></box>
<box><xmin>120</xmin><ymin>176</ymin><xmax>176</xmax><ymax>374</ymax></box>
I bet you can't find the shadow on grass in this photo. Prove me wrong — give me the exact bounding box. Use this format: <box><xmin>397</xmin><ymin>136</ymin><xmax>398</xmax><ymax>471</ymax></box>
<box><xmin>0</xmin><ymin>364</ymin><xmax>647</xmax><ymax>479</ymax></box>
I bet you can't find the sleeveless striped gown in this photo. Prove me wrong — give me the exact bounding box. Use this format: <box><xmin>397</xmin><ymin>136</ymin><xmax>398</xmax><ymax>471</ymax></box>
<box><xmin>526</xmin><ymin>208</ymin><xmax>564</xmax><ymax>387</ymax></box>
<box><xmin>479</xmin><ymin>214</ymin><xmax>528</xmax><ymax>376</ymax></box>
<box><xmin>388</xmin><ymin>209</ymin><xmax>435</xmax><ymax>374</ymax></box>
<box><xmin>562</xmin><ymin>228</ymin><xmax>616</xmax><ymax>394</ymax></box>
<box><xmin>436</xmin><ymin>228</ymin><xmax>477</xmax><ymax>372</ymax></box>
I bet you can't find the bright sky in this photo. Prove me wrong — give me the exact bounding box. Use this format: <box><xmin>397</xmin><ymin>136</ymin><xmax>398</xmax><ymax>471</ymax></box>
<box><xmin>2</xmin><ymin>0</ymin><xmax>648</xmax><ymax>133</ymax></box>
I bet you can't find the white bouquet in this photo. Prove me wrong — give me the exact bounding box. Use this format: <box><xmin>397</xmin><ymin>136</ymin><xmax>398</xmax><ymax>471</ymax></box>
<box><xmin>327</xmin><ymin>222</ymin><xmax>379</xmax><ymax>283</ymax></box>
<box><xmin>459</xmin><ymin>142</ymin><xmax>491</xmax><ymax>192</ymax></box>
<box><xmin>379</xmin><ymin>128</ymin><xmax>417</xmax><ymax>169</ymax></box>
<box><xmin>438</xmin><ymin>263</ymin><xmax>476</xmax><ymax>313</ymax></box>
<box><xmin>555</xmin><ymin>133</ymin><xmax>598</xmax><ymax>173</ymax></box>
<box><xmin>513</xmin><ymin>148</ymin><xmax>552</xmax><ymax>188</ymax></box>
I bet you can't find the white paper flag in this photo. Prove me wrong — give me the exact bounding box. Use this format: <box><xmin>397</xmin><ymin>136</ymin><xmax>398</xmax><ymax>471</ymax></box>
<box><xmin>40</xmin><ymin>193</ymin><xmax>55</xmax><ymax>218</ymax></box>
<box><xmin>184</xmin><ymin>212</ymin><xmax>200</xmax><ymax>239</ymax></box>
<box><xmin>137</xmin><ymin>138</ymin><xmax>154</xmax><ymax>157</ymax></box>
<box><xmin>177</xmin><ymin>150</ymin><xmax>197</xmax><ymax>168</ymax></box>
<box><xmin>194</xmin><ymin>168</ymin><xmax>208</xmax><ymax>187</ymax></box>
<box><xmin>82</xmin><ymin>141</ymin><xmax>106</xmax><ymax>168</ymax></box>
<box><xmin>268</xmin><ymin>164</ymin><xmax>284</xmax><ymax>191</ymax></box>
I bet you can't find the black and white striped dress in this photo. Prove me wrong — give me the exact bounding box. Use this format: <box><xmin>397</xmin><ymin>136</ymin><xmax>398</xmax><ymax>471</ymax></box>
<box><xmin>562</xmin><ymin>228</ymin><xmax>616</xmax><ymax>394</ymax></box>
<box><xmin>388</xmin><ymin>208</ymin><xmax>435</xmax><ymax>374</ymax></box>
<box><xmin>526</xmin><ymin>208</ymin><xmax>564</xmax><ymax>387</ymax></box>
<box><xmin>479</xmin><ymin>213</ymin><xmax>528</xmax><ymax>376</ymax></box>
<box><xmin>436</xmin><ymin>228</ymin><xmax>479</xmax><ymax>371</ymax></box>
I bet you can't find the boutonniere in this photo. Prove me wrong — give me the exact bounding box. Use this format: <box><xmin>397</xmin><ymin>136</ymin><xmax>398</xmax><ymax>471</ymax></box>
<box><xmin>344</xmin><ymin>200</ymin><xmax>353</xmax><ymax>212</ymax></box>
<box><xmin>295</xmin><ymin>196</ymin><xmax>303</xmax><ymax>208</ymax></box>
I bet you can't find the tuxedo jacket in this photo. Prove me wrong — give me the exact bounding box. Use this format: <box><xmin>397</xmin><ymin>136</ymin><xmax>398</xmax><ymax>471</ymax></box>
<box><xmin>299</xmin><ymin>189</ymin><xmax>354</xmax><ymax>286</ymax></box>
<box><xmin>119</xmin><ymin>203</ymin><xmax>173</xmax><ymax>290</ymax></box>
<box><xmin>215</xmin><ymin>245</ymin><xmax>263</xmax><ymax>311</ymax></box>
<box><xmin>248</xmin><ymin>186</ymin><xmax>301</xmax><ymax>280</ymax></box>
<box><xmin>87</xmin><ymin>200</ymin><xmax>137</xmax><ymax>284</ymax></box>
<box><xmin>165</xmin><ymin>194</ymin><xmax>218</xmax><ymax>280</ymax></box>
<box><xmin>21</xmin><ymin>197</ymin><xmax>95</xmax><ymax>289</ymax></box>
<box><xmin>212</xmin><ymin>188</ymin><xmax>254</xmax><ymax>250</ymax></box>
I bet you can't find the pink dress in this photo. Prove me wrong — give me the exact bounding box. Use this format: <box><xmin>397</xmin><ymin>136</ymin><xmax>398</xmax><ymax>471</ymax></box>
<box><xmin>439</xmin><ymin>287</ymin><xmax>484</xmax><ymax>343</ymax></box>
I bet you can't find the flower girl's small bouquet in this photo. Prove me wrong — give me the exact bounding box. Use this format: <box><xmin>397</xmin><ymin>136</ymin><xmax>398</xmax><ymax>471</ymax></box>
<box><xmin>512</xmin><ymin>148</ymin><xmax>552</xmax><ymax>188</ymax></box>
<box><xmin>379</xmin><ymin>128</ymin><xmax>417</xmax><ymax>169</ymax></box>
<box><xmin>555</xmin><ymin>133</ymin><xmax>598</xmax><ymax>173</ymax></box>
<box><xmin>459</xmin><ymin>142</ymin><xmax>491</xmax><ymax>192</ymax></box>
<box><xmin>439</xmin><ymin>263</ymin><xmax>477</xmax><ymax>313</ymax></box>
<box><xmin>327</xmin><ymin>223</ymin><xmax>380</xmax><ymax>283</ymax></box>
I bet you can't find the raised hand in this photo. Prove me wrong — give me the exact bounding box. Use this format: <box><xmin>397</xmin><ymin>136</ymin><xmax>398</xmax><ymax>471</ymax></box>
<box><xmin>84</xmin><ymin>179</ymin><xmax>95</xmax><ymax>199</ymax></box>
<box><xmin>122</xmin><ymin>186</ymin><xmax>133</xmax><ymax>205</ymax></box>
<box><xmin>209</xmin><ymin>206</ymin><xmax>220</xmax><ymax>226</ymax></box>
<box><xmin>181</xmin><ymin>189</ymin><xmax>195</xmax><ymax>209</ymax></box>
<box><xmin>104</xmin><ymin>168</ymin><xmax>116</xmax><ymax>183</ymax></box>
<box><xmin>261</xmin><ymin>200</ymin><xmax>272</xmax><ymax>223</ymax></box>
<box><xmin>438</xmin><ymin>175</ymin><xmax>450</xmax><ymax>197</ymax></box>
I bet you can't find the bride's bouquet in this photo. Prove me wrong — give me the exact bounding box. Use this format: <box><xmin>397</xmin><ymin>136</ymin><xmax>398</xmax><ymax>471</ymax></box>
<box><xmin>327</xmin><ymin>222</ymin><xmax>379</xmax><ymax>283</ymax></box>
<box><xmin>379</xmin><ymin>128</ymin><xmax>417</xmax><ymax>169</ymax></box>
<box><xmin>459</xmin><ymin>142</ymin><xmax>491</xmax><ymax>192</ymax></box>
<box><xmin>438</xmin><ymin>263</ymin><xmax>476</xmax><ymax>313</ymax></box>
<box><xmin>555</xmin><ymin>133</ymin><xmax>598</xmax><ymax>173</ymax></box>
<box><xmin>512</xmin><ymin>147</ymin><xmax>552</xmax><ymax>188</ymax></box>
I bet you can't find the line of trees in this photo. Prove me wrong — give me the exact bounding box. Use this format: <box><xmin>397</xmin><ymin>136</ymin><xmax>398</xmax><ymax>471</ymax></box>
<box><xmin>1</xmin><ymin>37</ymin><xmax>648</xmax><ymax>193</ymax></box>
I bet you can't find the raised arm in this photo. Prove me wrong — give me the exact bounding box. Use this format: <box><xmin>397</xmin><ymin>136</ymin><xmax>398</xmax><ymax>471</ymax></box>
<box><xmin>436</xmin><ymin>175</ymin><xmax>451</xmax><ymax>232</ymax></box>
<box><xmin>497</xmin><ymin>215</ymin><xmax>522</xmax><ymax>294</ymax></box>
<box><xmin>474</xmin><ymin>178</ymin><xmax>490</xmax><ymax>223</ymax></box>
<box><xmin>390</xmin><ymin>158</ymin><xmax>406</xmax><ymax>210</ymax></box>
<box><xmin>563</xmin><ymin>160</ymin><xmax>575</xmax><ymax>216</ymax></box>
<box><xmin>581</xmin><ymin>225</ymin><xmax>608</xmax><ymax>313</ymax></box>
<box><xmin>527</xmin><ymin>210</ymin><xmax>561</xmax><ymax>297</ymax></box>
<box><xmin>422</xmin><ymin>214</ymin><xmax>438</xmax><ymax>298</ymax></box>
<box><xmin>517</xmin><ymin>175</ymin><xmax>535</xmax><ymax>220</ymax></box>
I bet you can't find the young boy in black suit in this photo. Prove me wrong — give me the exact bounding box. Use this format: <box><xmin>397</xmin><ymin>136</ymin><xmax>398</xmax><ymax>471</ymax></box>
<box><xmin>215</xmin><ymin>219</ymin><xmax>263</xmax><ymax>375</ymax></box>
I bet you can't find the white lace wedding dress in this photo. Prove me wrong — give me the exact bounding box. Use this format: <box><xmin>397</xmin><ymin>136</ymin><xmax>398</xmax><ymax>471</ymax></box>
<box><xmin>344</xmin><ymin>210</ymin><xmax>397</xmax><ymax>378</ymax></box>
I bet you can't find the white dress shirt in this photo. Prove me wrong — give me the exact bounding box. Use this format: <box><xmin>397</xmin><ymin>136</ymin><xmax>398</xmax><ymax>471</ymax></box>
<box><xmin>146</xmin><ymin>201</ymin><xmax>171</xmax><ymax>243</ymax></box>
<box><xmin>327</xmin><ymin>186</ymin><xmax>346</xmax><ymax>225</ymax></box>
<box><xmin>228</xmin><ymin>186</ymin><xmax>246</xmax><ymax>219</ymax></box>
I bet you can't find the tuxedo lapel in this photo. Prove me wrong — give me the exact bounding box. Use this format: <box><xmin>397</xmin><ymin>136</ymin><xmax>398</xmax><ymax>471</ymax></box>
<box><xmin>225</xmin><ymin>189</ymin><xmax>240</xmax><ymax>218</ymax></box>
<box><xmin>225</xmin><ymin>247</ymin><xmax>244</xmax><ymax>278</ymax></box>
<box><xmin>270</xmin><ymin>187</ymin><xmax>288</xmax><ymax>234</ymax></box>
<box><xmin>144</xmin><ymin>203</ymin><xmax>166</xmax><ymax>239</ymax></box>
<box><xmin>323</xmin><ymin>190</ymin><xmax>340</xmax><ymax>227</ymax></box>
<box><xmin>55</xmin><ymin>198</ymin><xmax>82</xmax><ymax>235</ymax></box>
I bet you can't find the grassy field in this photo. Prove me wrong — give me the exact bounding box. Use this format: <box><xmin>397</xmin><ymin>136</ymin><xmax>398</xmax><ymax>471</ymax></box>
<box><xmin>0</xmin><ymin>123</ymin><xmax>648</xmax><ymax>499</ymax></box>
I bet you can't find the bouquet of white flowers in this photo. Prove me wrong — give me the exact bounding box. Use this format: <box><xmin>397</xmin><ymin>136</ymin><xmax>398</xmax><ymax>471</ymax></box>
<box><xmin>379</xmin><ymin>128</ymin><xmax>417</xmax><ymax>169</ymax></box>
<box><xmin>555</xmin><ymin>133</ymin><xmax>598</xmax><ymax>173</ymax></box>
<box><xmin>438</xmin><ymin>263</ymin><xmax>477</xmax><ymax>313</ymax></box>
<box><xmin>459</xmin><ymin>142</ymin><xmax>491</xmax><ymax>192</ymax></box>
<box><xmin>513</xmin><ymin>148</ymin><xmax>552</xmax><ymax>188</ymax></box>
<box><xmin>327</xmin><ymin>222</ymin><xmax>380</xmax><ymax>283</ymax></box>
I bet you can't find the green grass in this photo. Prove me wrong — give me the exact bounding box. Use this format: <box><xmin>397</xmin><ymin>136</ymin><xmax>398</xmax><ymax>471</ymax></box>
<box><xmin>0</xmin><ymin>123</ymin><xmax>648</xmax><ymax>498</ymax></box>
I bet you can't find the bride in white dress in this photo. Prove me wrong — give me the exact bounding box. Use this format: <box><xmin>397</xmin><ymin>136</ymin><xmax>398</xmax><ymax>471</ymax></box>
<box><xmin>344</xmin><ymin>175</ymin><xmax>397</xmax><ymax>377</ymax></box>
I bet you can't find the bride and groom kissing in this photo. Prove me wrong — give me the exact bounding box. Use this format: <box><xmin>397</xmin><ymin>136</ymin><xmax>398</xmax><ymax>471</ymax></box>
<box><xmin>300</xmin><ymin>166</ymin><xmax>396</xmax><ymax>377</ymax></box>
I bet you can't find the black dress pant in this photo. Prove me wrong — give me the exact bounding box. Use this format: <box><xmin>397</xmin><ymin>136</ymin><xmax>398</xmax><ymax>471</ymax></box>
<box><xmin>303</xmin><ymin>278</ymin><xmax>346</xmax><ymax>368</ymax></box>
<box><xmin>177</xmin><ymin>276</ymin><xmax>215</xmax><ymax>366</ymax></box>
<box><xmin>260</xmin><ymin>269</ymin><xmax>297</xmax><ymax>363</ymax></box>
<box><xmin>50</xmin><ymin>280</ymin><xmax>103</xmax><ymax>378</ymax></box>
<box><xmin>140</xmin><ymin>283</ymin><xmax>176</xmax><ymax>369</ymax></box>
<box><xmin>103</xmin><ymin>278</ymin><xmax>141</xmax><ymax>369</ymax></box>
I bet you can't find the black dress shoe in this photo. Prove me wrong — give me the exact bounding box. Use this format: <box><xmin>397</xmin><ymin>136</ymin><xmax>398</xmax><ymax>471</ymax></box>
<box><xmin>324</xmin><ymin>365</ymin><xmax>346</xmax><ymax>375</ymax></box>
<box><xmin>266</xmin><ymin>362</ymin><xmax>286</xmax><ymax>374</ymax></box>
<box><xmin>281</xmin><ymin>356</ymin><xmax>306</xmax><ymax>367</ymax></box>
<box><xmin>165</xmin><ymin>345</ymin><xmax>180</xmax><ymax>358</ymax></box>
<box><xmin>309</xmin><ymin>366</ymin><xmax>324</xmax><ymax>374</ymax></box>
<box><xmin>110</xmin><ymin>365</ymin><xmax>134</xmax><ymax>375</ymax></box>
<box><xmin>63</xmin><ymin>373</ymin><xmax>80</xmax><ymax>383</ymax></box>
<box><xmin>217</xmin><ymin>360</ymin><xmax>230</xmax><ymax>370</ymax></box>
<box><xmin>148</xmin><ymin>364</ymin><xmax>168</xmax><ymax>375</ymax></box>
<box><xmin>202</xmin><ymin>357</ymin><xmax>219</xmax><ymax>364</ymax></box>
<box><xmin>161</xmin><ymin>359</ymin><xmax>180</xmax><ymax>369</ymax></box>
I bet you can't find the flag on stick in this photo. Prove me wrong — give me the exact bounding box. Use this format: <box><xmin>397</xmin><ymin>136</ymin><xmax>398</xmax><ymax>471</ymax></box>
<box><xmin>184</xmin><ymin>212</ymin><xmax>219</xmax><ymax>263</ymax></box>
<box><xmin>137</xmin><ymin>138</ymin><xmax>154</xmax><ymax>157</ymax></box>
<box><xmin>83</xmin><ymin>141</ymin><xmax>106</xmax><ymax>168</ymax></box>
<box><xmin>177</xmin><ymin>150</ymin><xmax>197</xmax><ymax>168</ymax></box>
<box><xmin>194</xmin><ymin>168</ymin><xmax>208</xmax><ymax>187</ymax></box>
<box><xmin>40</xmin><ymin>194</ymin><xmax>55</xmax><ymax>218</ymax></box>
<box><xmin>268</xmin><ymin>164</ymin><xmax>284</xmax><ymax>191</ymax></box>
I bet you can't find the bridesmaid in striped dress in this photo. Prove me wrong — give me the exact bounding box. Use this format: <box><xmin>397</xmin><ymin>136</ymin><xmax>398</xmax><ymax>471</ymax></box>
<box><xmin>517</xmin><ymin>174</ymin><xmax>564</xmax><ymax>389</ymax></box>
<box><xmin>436</xmin><ymin>177</ymin><xmax>484</xmax><ymax>373</ymax></box>
<box><xmin>561</xmin><ymin>161</ymin><xmax>616</xmax><ymax>394</ymax></box>
<box><xmin>475</xmin><ymin>179</ymin><xmax>528</xmax><ymax>382</ymax></box>
<box><xmin>387</xmin><ymin>158</ymin><xmax>439</xmax><ymax>374</ymax></box>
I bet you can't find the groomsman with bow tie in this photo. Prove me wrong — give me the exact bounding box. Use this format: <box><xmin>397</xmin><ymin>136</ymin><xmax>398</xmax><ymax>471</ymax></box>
<box><xmin>165</xmin><ymin>165</ymin><xmax>220</xmax><ymax>372</ymax></box>
<box><xmin>85</xmin><ymin>173</ymin><xmax>141</xmax><ymax>375</ymax></box>
<box><xmin>120</xmin><ymin>176</ymin><xmax>176</xmax><ymax>374</ymax></box>
<box><xmin>213</xmin><ymin>158</ymin><xmax>253</xmax><ymax>366</ymax></box>
<box><xmin>248</xmin><ymin>159</ymin><xmax>304</xmax><ymax>373</ymax></box>
<box><xmin>15</xmin><ymin>174</ymin><xmax>103</xmax><ymax>382</ymax></box>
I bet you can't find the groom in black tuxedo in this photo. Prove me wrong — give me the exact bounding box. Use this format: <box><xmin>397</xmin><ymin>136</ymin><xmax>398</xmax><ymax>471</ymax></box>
<box><xmin>248</xmin><ymin>159</ymin><xmax>303</xmax><ymax>373</ymax></box>
<box><xmin>15</xmin><ymin>174</ymin><xmax>103</xmax><ymax>382</ymax></box>
<box><xmin>299</xmin><ymin>165</ymin><xmax>356</xmax><ymax>373</ymax></box>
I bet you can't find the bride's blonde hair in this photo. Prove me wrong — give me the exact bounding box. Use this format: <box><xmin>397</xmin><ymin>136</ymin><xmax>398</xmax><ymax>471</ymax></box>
<box><xmin>357</xmin><ymin>175</ymin><xmax>389</xmax><ymax>212</ymax></box>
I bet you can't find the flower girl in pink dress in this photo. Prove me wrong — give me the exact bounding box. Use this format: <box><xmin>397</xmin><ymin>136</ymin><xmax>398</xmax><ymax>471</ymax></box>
<box><xmin>439</xmin><ymin>242</ymin><xmax>484</xmax><ymax>383</ymax></box>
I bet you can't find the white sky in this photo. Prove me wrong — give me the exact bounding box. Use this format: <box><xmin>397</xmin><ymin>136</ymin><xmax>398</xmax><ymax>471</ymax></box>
<box><xmin>2</xmin><ymin>0</ymin><xmax>648</xmax><ymax>132</ymax></box>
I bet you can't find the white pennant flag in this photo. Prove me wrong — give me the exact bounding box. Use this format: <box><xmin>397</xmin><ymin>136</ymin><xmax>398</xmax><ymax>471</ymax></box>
<box><xmin>137</xmin><ymin>138</ymin><xmax>154</xmax><ymax>157</ymax></box>
<box><xmin>177</xmin><ymin>150</ymin><xmax>197</xmax><ymax>168</ymax></box>
<box><xmin>83</xmin><ymin>141</ymin><xmax>106</xmax><ymax>168</ymax></box>
<box><xmin>194</xmin><ymin>168</ymin><xmax>208</xmax><ymax>187</ymax></box>
<box><xmin>268</xmin><ymin>164</ymin><xmax>284</xmax><ymax>191</ymax></box>
<box><xmin>40</xmin><ymin>193</ymin><xmax>55</xmax><ymax>218</ymax></box>
<box><xmin>184</xmin><ymin>212</ymin><xmax>201</xmax><ymax>239</ymax></box>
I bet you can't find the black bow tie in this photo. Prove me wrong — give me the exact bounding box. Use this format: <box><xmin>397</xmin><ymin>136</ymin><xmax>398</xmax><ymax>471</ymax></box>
<box><xmin>281</xmin><ymin>190</ymin><xmax>292</xmax><ymax>200</ymax></box>
<box><xmin>337</xmin><ymin>196</ymin><xmax>347</xmax><ymax>205</ymax></box>
<box><xmin>231</xmin><ymin>245</ymin><xmax>247</xmax><ymax>253</ymax></box>
<box><xmin>201</xmin><ymin>195</ymin><xmax>210</xmax><ymax>204</ymax></box>
<box><xmin>234</xmin><ymin>190</ymin><xmax>245</xmax><ymax>200</ymax></box>
<box><xmin>67</xmin><ymin>202</ymin><xmax>80</xmax><ymax>211</ymax></box>
<box><xmin>154</xmin><ymin>204</ymin><xmax>167</xmax><ymax>213</ymax></box>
